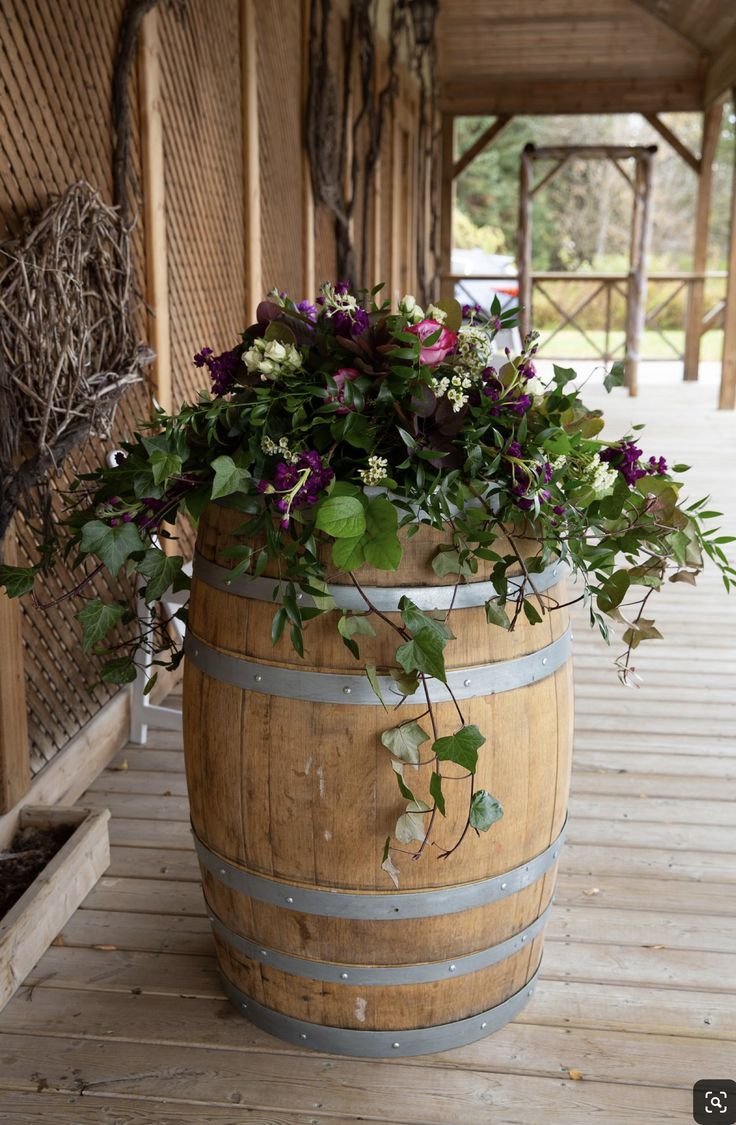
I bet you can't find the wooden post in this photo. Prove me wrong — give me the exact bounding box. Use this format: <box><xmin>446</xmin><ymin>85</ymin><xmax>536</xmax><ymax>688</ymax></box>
<box><xmin>624</xmin><ymin>149</ymin><xmax>656</xmax><ymax>397</ymax></box>
<box><xmin>301</xmin><ymin>0</ymin><xmax>315</xmax><ymax>301</ymax></box>
<box><xmin>138</xmin><ymin>6</ymin><xmax>171</xmax><ymax>414</ymax></box>
<box><xmin>439</xmin><ymin>113</ymin><xmax>454</xmax><ymax>300</ymax></box>
<box><xmin>0</xmin><ymin>528</ymin><xmax>30</xmax><ymax>813</ymax></box>
<box><xmin>684</xmin><ymin>103</ymin><xmax>723</xmax><ymax>381</ymax></box>
<box><xmin>719</xmin><ymin>92</ymin><xmax>736</xmax><ymax>411</ymax></box>
<box><xmin>241</xmin><ymin>0</ymin><xmax>261</xmax><ymax>322</ymax></box>
<box><xmin>518</xmin><ymin>144</ymin><xmax>533</xmax><ymax>339</ymax></box>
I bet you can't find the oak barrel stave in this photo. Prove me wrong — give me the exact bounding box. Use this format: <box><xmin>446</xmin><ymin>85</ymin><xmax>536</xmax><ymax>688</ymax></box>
<box><xmin>183</xmin><ymin>503</ymin><xmax>573</xmax><ymax>1053</ymax></box>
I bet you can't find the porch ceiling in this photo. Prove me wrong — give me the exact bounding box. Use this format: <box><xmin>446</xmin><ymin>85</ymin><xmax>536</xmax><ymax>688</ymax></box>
<box><xmin>437</xmin><ymin>0</ymin><xmax>736</xmax><ymax>115</ymax></box>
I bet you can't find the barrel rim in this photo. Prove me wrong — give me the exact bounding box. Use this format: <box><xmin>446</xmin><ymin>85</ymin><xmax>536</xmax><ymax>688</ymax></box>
<box><xmin>208</xmin><ymin>898</ymin><xmax>552</xmax><ymax>984</ymax></box>
<box><xmin>220</xmin><ymin>961</ymin><xmax>542</xmax><ymax>1056</ymax></box>
<box><xmin>191</xmin><ymin>551</ymin><xmax>567</xmax><ymax>611</ymax></box>
<box><xmin>193</xmin><ymin>817</ymin><xmax>566</xmax><ymax>919</ymax></box>
<box><xmin>184</xmin><ymin>625</ymin><xmax>572</xmax><ymax>705</ymax></box>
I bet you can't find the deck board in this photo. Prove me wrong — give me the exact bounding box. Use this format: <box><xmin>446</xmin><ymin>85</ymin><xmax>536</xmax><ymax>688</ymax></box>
<box><xmin>1</xmin><ymin>374</ymin><xmax>734</xmax><ymax>1121</ymax></box>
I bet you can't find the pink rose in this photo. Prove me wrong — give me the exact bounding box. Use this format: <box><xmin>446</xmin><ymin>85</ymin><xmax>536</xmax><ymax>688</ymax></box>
<box><xmin>327</xmin><ymin>367</ymin><xmax>361</xmax><ymax>414</ymax></box>
<box><xmin>407</xmin><ymin>319</ymin><xmax>457</xmax><ymax>367</ymax></box>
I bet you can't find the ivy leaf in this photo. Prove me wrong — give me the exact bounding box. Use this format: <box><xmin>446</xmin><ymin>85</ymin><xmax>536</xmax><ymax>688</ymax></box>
<box><xmin>399</xmin><ymin>597</ymin><xmax>453</xmax><ymax>642</ymax></box>
<box><xmin>137</xmin><ymin>548</ymin><xmax>184</xmax><ymax>602</ymax></box>
<box><xmin>76</xmin><ymin>599</ymin><xmax>127</xmax><ymax>652</ymax></box>
<box><xmin>100</xmin><ymin>657</ymin><xmax>137</xmax><ymax>685</ymax></box>
<box><xmin>432</xmin><ymin>549</ymin><xmax>474</xmax><ymax>578</ymax></box>
<box><xmin>381</xmin><ymin>848</ymin><xmax>401</xmax><ymax>888</ymax></box>
<box><xmin>211</xmin><ymin>455</ymin><xmax>250</xmax><ymax>500</ymax></box>
<box><xmin>363</xmin><ymin>495</ymin><xmax>402</xmax><ymax>570</ymax></box>
<box><xmin>0</xmin><ymin>564</ymin><xmax>38</xmax><ymax>597</ymax></box>
<box><xmin>392</xmin><ymin>761</ymin><xmax>416</xmax><ymax>802</ymax></box>
<box><xmin>80</xmin><ymin>520</ymin><xmax>145</xmax><ymax>574</ymax></box>
<box><xmin>396</xmin><ymin>629</ymin><xmax>447</xmax><ymax>682</ymax></box>
<box><xmin>469</xmin><ymin>789</ymin><xmax>504</xmax><ymax>831</ymax></box>
<box><xmin>389</xmin><ymin>667</ymin><xmax>421</xmax><ymax>696</ymax></box>
<box><xmin>365</xmin><ymin>534</ymin><xmax>402</xmax><ymax>570</ymax></box>
<box><xmin>332</xmin><ymin>535</ymin><xmax>366</xmax><ymax>570</ymax></box>
<box><xmin>365</xmin><ymin>663</ymin><xmax>386</xmax><ymax>707</ymax></box>
<box><xmin>315</xmin><ymin>495</ymin><xmax>366</xmax><ymax>539</ymax></box>
<box><xmin>485</xmin><ymin>600</ymin><xmax>510</xmax><ymax>628</ymax></box>
<box><xmin>523</xmin><ymin>598</ymin><xmax>543</xmax><ymax>625</ymax></box>
<box><xmin>603</xmin><ymin>360</ymin><xmax>626</xmax><ymax>393</ymax></box>
<box><xmin>429</xmin><ymin>771</ymin><xmax>446</xmax><ymax>816</ymax></box>
<box><xmin>381</xmin><ymin>719</ymin><xmax>430</xmax><ymax>764</ymax></box>
<box><xmin>150</xmin><ymin>449</ymin><xmax>182</xmax><ymax>486</ymax></box>
<box><xmin>432</xmin><ymin>724</ymin><xmax>485</xmax><ymax>773</ymax></box>
<box><xmin>337</xmin><ymin>612</ymin><xmax>375</xmax><ymax>658</ymax></box>
<box><xmin>597</xmin><ymin>570</ymin><xmax>631</xmax><ymax>613</ymax></box>
<box><xmin>395</xmin><ymin>801</ymin><xmax>431</xmax><ymax>844</ymax></box>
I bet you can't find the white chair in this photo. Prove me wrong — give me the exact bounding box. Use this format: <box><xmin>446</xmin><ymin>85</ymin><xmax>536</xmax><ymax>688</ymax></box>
<box><xmin>106</xmin><ymin>450</ymin><xmax>188</xmax><ymax>744</ymax></box>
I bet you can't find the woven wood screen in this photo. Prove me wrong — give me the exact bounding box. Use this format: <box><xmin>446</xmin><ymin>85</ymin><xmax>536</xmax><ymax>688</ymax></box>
<box><xmin>0</xmin><ymin>0</ymin><xmax>245</xmax><ymax>773</ymax></box>
<box><xmin>1</xmin><ymin>0</ymin><xmax>149</xmax><ymax>774</ymax></box>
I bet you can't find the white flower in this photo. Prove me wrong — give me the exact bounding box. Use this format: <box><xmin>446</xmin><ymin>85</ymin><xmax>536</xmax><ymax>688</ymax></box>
<box><xmin>399</xmin><ymin>294</ymin><xmax>425</xmax><ymax>323</ymax></box>
<box><xmin>426</xmin><ymin>303</ymin><xmax>447</xmax><ymax>324</ymax></box>
<box><xmin>453</xmin><ymin>325</ymin><xmax>492</xmax><ymax>378</ymax></box>
<box><xmin>582</xmin><ymin>454</ymin><xmax>617</xmax><ymax>498</ymax></box>
<box><xmin>320</xmin><ymin>282</ymin><xmax>359</xmax><ymax>315</ymax></box>
<box><xmin>264</xmin><ymin>340</ymin><xmax>287</xmax><ymax>362</ymax></box>
<box><xmin>358</xmin><ymin>455</ymin><xmax>389</xmax><ymax>486</ymax></box>
<box><xmin>243</xmin><ymin>336</ymin><xmax>302</xmax><ymax>381</ymax></box>
<box><xmin>447</xmin><ymin>386</ymin><xmax>469</xmax><ymax>412</ymax></box>
<box><xmin>431</xmin><ymin>376</ymin><xmax>450</xmax><ymax>398</ymax></box>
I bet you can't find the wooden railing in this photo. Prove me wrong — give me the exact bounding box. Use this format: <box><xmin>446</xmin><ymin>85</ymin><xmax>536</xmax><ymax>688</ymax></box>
<box><xmin>445</xmin><ymin>271</ymin><xmax>727</xmax><ymax>368</ymax></box>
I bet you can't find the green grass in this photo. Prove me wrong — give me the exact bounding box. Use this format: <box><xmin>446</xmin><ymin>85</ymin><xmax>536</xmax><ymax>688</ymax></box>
<box><xmin>535</xmin><ymin>328</ymin><xmax>724</xmax><ymax>363</ymax></box>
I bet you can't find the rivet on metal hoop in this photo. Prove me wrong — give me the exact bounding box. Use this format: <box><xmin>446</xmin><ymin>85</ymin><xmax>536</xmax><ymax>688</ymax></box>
<box><xmin>449</xmin><ymin>963</ymin><xmax>457</xmax><ymax>972</ymax></box>
<box><xmin>300</xmin><ymin>1033</ymin><xmax>308</xmax><ymax>1040</ymax></box>
<box><xmin>343</xmin><ymin>686</ymin><xmax>352</xmax><ymax>695</ymax></box>
<box><xmin>296</xmin><ymin>592</ymin><xmax>304</xmax><ymax>601</ymax></box>
<box><xmin>392</xmin><ymin>1042</ymin><xmax>400</xmax><ymax>1049</ymax></box>
<box><xmin>254</xmin><ymin>674</ymin><xmax>263</xmax><ymax>683</ymax></box>
<box><xmin>463</xmin><ymin>679</ymin><xmax>471</xmax><ymax>687</ymax></box>
<box><xmin>259</xmin><ymin>949</ymin><xmax>268</xmax><ymax>957</ymax></box>
<box><xmin>500</xmin><ymin>882</ymin><xmax>508</xmax><ymax>889</ymax></box>
<box><xmin>241</xmin><ymin>1002</ymin><xmax>248</xmax><ymax>1010</ymax></box>
<box><xmin>521</xmin><ymin>935</ymin><xmax>527</xmax><ymax>943</ymax></box>
<box><xmin>219</xmin><ymin>868</ymin><xmax>226</xmax><ymax>876</ymax></box>
<box><xmin>480</xmin><ymin>1021</ymin><xmax>488</xmax><ymax>1029</ymax></box>
<box><xmin>340</xmin><ymin>972</ymin><xmax>349</xmax><ymax>979</ymax></box>
<box><xmin>286</xmin><ymin>896</ymin><xmax>294</xmax><ymax>904</ymax></box>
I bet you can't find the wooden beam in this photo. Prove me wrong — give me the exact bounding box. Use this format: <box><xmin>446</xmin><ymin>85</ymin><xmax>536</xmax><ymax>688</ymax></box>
<box><xmin>439</xmin><ymin>113</ymin><xmax>454</xmax><ymax>301</ymax></box>
<box><xmin>684</xmin><ymin>103</ymin><xmax>723</xmax><ymax>381</ymax></box>
<box><xmin>705</xmin><ymin>27</ymin><xmax>736</xmax><ymax>105</ymax></box>
<box><xmin>643</xmin><ymin>113</ymin><xmax>700</xmax><ymax>174</ymax></box>
<box><xmin>138</xmin><ymin>7</ymin><xmax>171</xmax><ymax>414</ymax></box>
<box><xmin>301</xmin><ymin>0</ymin><xmax>314</xmax><ymax>301</ymax></box>
<box><xmin>625</xmin><ymin>151</ymin><xmax>656</xmax><ymax>397</ymax></box>
<box><xmin>719</xmin><ymin>94</ymin><xmax>736</xmax><ymax>411</ymax></box>
<box><xmin>0</xmin><ymin>528</ymin><xmax>30</xmax><ymax>813</ymax></box>
<box><xmin>530</xmin><ymin>144</ymin><xmax>657</xmax><ymax>161</ymax></box>
<box><xmin>440</xmin><ymin>76</ymin><xmax>703</xmax><ymax>117</ymax></box>
<box><xmin>241</xmin><ymin>0</ymin><xmax>261</xmax><ymax>322</ymax></box>
<box><xmin>517</xmin><ymin>146</ymin><xmax>533</xmax><ymax>339</ymax></box>
<box><xmin>626</xmin><ymin>0</ymin><xmax>709</xmax><ymax>55</ymax></box>
<box><xmin>452</xmin><ymin>115</ymin><xmax>512</xmax><ymax>180</ymax></box>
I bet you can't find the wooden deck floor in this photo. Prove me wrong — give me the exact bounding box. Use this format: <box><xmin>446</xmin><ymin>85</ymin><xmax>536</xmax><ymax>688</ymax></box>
<box><xmin>1</xmin><ymin>373</ymin><xmax>735</xmax><ymax>1124</ymax></box>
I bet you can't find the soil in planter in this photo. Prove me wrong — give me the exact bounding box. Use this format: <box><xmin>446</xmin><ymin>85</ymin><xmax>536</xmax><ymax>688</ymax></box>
<box><xmin>0</xmin><ymin>824</ymin><xmax>75</xmax><ymax>919</ymax></box>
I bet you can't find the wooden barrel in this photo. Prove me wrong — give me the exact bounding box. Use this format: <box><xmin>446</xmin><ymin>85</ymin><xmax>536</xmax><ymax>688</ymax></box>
<box><xmin>183</xmin><ymin>502</ymin><xmax>573</xmax><ymax>1056</ymax></box>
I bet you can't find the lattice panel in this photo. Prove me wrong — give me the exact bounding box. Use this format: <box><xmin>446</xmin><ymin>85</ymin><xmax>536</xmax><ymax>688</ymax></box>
<box><xmin>0</xmin><ymin>0</ymin><xmax>150</xmax><ymax>771</ymax></box>
<box><xmin>160</xmin><ymin>0</ymin><xmax>245</xmax><ymax>410</ymax></box>
<box><xmin>257</xmin><ymin>0</ymin><xmax>305</xmax><ymax>299</ymax></box>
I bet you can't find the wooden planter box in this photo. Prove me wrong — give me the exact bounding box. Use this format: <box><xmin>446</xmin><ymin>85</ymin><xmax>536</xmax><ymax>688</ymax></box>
<box><xmin>0</xmin><ymin>805</ymin><xmax>110</xmax><ymax>1012</ymax></box>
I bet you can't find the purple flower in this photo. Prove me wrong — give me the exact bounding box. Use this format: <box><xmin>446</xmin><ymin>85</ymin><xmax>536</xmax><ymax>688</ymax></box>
<box><xmin>461</xmin><ymin>302</ymin><xmax>484</xmax><ymax>318</ymax></box>
<box><xmin>297</xmin><ymin>300</ymin><xmax>318</xmax><ymax>322</ymax></box>
<box><xmin>647</xmin><ymin>455</ymin><xmax>667</xmax><ymax>476</ymax></box>
<box><xmin>331</xmin><ymin>307</ymin><xmax>370</xmax><ymax>338</ymax></box>
<box><xmin>553</xmin><ymin>504</ymin><xmax>566</xmax><ymax>516</ymax></box>
<box><xmin>507</xmin><ymin>441</ymin><xmax>523</xmax><ymax>458</ymax></box>
<box><xmin>193</xmin><ymin>346</ymin><xmax>241</xmax><ymax>396</ymax></box>
<box><xmin>600</xmin><ymin>441</ymin><xmax>648</xmax><ymax>487</ymax></box>
<box><xmin>258</xmin><ymin>451</ymin><xmax>334</xmax><ymax>529</ymax></box>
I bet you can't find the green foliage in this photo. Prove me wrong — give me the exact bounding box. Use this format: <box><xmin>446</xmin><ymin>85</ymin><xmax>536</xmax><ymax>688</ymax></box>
<box><xmin>76</xmin><ymin>599</ymin><xmax>127</xmax><ymax>653</ymax></box>
<box><xmin>433</xmin><ymin>725</ymin><xmax>486</xmax><ymax>774</ymax></box>
<box><xmin>210</xmin><ymin>455</ymin><xmax>250</xmax><ymax>500</ymax></box>
<box><xmin>0</xmin><ymin>564</ymin><xmax>38</xmax><ymax>597</ymax></box>
<box><xmin>315</xmin><ymin>495</ymin><xmax>366</xmax><ymax>538</ymax></box>
<box><xmin>381</xmin><ymin>719</ymin><xmax>430</xmax><ymax>764</ymax></box>
<box><xmin>469</xmin><ymin>790</ymin><xmax>504</xmax><ymax>831</ymax></box>
<box><xmin>79</xmin><ymin>521</ymin><xmax>145</xmax><ymax>574</ymax></box>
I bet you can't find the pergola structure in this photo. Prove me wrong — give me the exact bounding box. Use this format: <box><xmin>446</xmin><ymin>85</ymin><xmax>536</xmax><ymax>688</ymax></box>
<box><xmin>436</xmin><ymin>0</ymin><xmax>736</xmax><ymax>409</ymax></box>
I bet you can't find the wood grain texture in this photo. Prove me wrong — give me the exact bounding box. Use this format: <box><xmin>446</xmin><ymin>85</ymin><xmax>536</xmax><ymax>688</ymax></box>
<box><xmin>183</xmin><ymin>508</ymin><xmax>572</xmax><ymax>1033</ymax></box>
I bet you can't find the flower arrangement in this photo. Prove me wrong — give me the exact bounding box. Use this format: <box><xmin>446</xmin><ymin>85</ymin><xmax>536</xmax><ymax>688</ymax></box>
<box><xmin>2</xmin><ymin>282</ymin><xmax>733</xmax><ymax>875</ymax></box>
